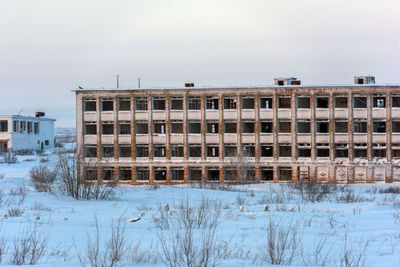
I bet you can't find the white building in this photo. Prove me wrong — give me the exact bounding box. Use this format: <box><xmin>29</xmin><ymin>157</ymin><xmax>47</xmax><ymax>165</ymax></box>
<box><xmin>0</xmin><ymin>114</ymin><xmax>56</xmax><ymax>152</ymax></box>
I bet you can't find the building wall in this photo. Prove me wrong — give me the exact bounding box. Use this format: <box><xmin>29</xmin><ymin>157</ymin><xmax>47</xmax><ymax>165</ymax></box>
<box><xmin>76</xmin><ymin>85</ymin><xmax>400</xmax><ymax>184</ymax></box>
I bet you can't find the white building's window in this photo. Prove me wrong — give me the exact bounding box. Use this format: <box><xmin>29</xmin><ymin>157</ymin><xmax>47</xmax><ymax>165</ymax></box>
<box><xmin>0</xmin><ymin>120</ymin><xmax>7</xmax><ymax>132</ymax></box>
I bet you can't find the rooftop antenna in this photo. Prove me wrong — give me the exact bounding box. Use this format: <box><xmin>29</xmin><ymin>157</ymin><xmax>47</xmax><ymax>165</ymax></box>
<box><xmin>17</xmin><ymin>109</ymin><xmax>23</xmax><ymax>115</ymax></box>
<box><xmin>138</xmin><ymin>77</ymin><xmax>141</xmax><ymax>88</ymax></box>
<box><xmin>116</xmin><ymin>75</ymin><xmax>120</xmax><ymax>88</ymax></box>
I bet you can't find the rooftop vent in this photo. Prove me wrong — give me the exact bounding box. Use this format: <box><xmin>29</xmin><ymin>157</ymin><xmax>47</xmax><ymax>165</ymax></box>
<box><xmin>185</xmin><ymin>83</ymin><xmax>194</xmax><ymax>88</ymax></box>
<box><xmin>274</xmin><ymin>77</ymin><xmax>301</xmax><ymax>86</ymax></box>
<box><xmin>354</xmin><ymin>75</ymin><xmax>375</xmax><ymax>85</ymax></box>
<box><xmin>35</xmin><ymin>112</ymin><xmax>45</xmax><ymax>118</ymax></box>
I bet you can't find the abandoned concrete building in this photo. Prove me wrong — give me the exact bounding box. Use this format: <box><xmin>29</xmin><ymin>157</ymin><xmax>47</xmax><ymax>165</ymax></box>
<box><xmin>75</xmin><ymin>76</ymin><xmax>400</xmax><ymax>184</ymax></box>
<box><xmin>0</xmin><ymin>113</ymin><xmax>56</xmax><ymax>152</ymax></box>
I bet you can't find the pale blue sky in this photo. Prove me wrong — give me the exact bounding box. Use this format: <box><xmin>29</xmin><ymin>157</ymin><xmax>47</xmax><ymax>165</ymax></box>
<box><xmin>0</xmin><ymin>0</ymin><xmax>399</xmax><ymax>127</ymax></box>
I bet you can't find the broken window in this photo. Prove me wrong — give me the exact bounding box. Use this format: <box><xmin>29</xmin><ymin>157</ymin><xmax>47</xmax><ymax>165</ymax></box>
<box><xmin>261</xmin><ymin>144</ymin><xmax>273</xmax><ymax>157</ymax></box>
<box><xmin>101</xmin><ymin>98</ymin><xmax>113</xmax><ymax>111</ymax></box>
<box><xmin>242</xmin><ymin>120</ymin><xmax>255</xmax><ymax>133</ymax></box>
<box><xmin>85</xmin><ymin>168</ymin><xmax>97</xmax><ymax>181</ymax></box>
<box><xmin>278</xmin><ymin>96</ymin><xmax>291</xmax><ymax>109</ymax></box>
<box><xmin>242</xmin><ymin>96</ymin><xmax>254</xmax><ymax>109</ymax></box>
<box><xmin>118</xmin><ymin>121</ymin><xmax>131</xmax><ymax>135</ymax></box>
<box><xmin>224</xmin><ymin>145</ymin><xmax>237</xmax><ymax>157</ymax></box>
<box><xmin>353</xmin><ymin>95</ymin><xmax>367</xmax><ymax>108</ymax></box>
<box><xmin>45</xmin><ymin>140</ymin><xmax>49</xmax><ymax>146</ymax></box>
<box><xmin>260</xmin><ymin>96</ymin><xmax>273</xmax><ymax>109</ymax></box>
<box><xmin>102</xmin><ymin>121</ymin><xmax>114</xmax><ymax>135</ymax></box>
<box><xmin>135</xmin><ymin>97</ymin><xmax>148</xmax><ymax>111</ymax></box>
<box><xmin>84</xmin><ymin>145</ymin><xmax>97</xmax><ymax>158</ymax></box>
<box><xmin>224</xmin><ymin>122</ymin><xmax>236</xmax><ymax>133</ymax></box>
<box><xmin>207</xmin><ymin>145</ymin><xmax>219</xmax><ymax>157</ymax></box>
<box><xmin>298</xmin><ymin>143</ymin><xmax>311</xmax><ymax>157</ymax></box>
<box><xmin>373</xmin><ymin>95</ymin><xmax>385</xmax><ymax>108</ymax></box>
<box><xmin>119</xmin><ymin>167</ymin><xmax>131</xmax><ymax>181</ymax></box>
<box><xmin>171</xmin><ymin>145</ymin><xmax>184</xmax><ymax>157</ymax></box>
<box><xmin>188</xmin><ymin>120</ymin><xmax>201</xmax><ymax>134</ymax></box>
<box><xmin>0</xmin><ymin>120</ymin><xmax>8</xmax><ymax>132</ymax></box>
<box><xmin>316</xmin><ymin>119</ymin><xmax>329</xmax><ymax>133</ymax></box>
<box><xmin>171</xmin><ymin>167</ymin><xmax>184</xmax><ymax>181</ymax></box>
<box><xmin>118</xmin><ymin>98</ymin><xmax>130</xmax><ymax>111</ymax></box>
<box><xmin>20</xmin><ymin>121</ymin><xmax>26</xmax><ymax>132</ymax></box>
<box><xmin>297</xmin><ymin>120</ymin><xmax>310</xmax><ymax>133</ymax></box>
<box><xmin>242</xmin><ymin>168</ymin><xmax>255</xmax><ymax>181</ymax></box>
<box><xmin>152</xmin><ymin>97</ymin><xmax>166</xmax><ymax>110</ymax></box>
<box><xmin>135</xmin><ymin>121</ymin><xmax>148</xmax><ymax>134</ymax></box>
<box><xmin>189</xmin><ymin>145</ymin><xmax>201</xmax><ymax>157</ymax></box>
<box><xmin>154</xmin><ymin>145</ymin><xmax>166</xmax><ymax>157</ymax></box>
<box><xmin>335</xmin><ymin>144</ymin><xmax>348</xmax><ymax>158</ymax></box>
<box><xmin>373</xmin><ymin>120</ymin><xmax>386</xmax><ymax>133</ymax></box>
<box><xmin>27</xmin><ymin>122</ymin><xmax>32</xmax><ymax>133</ymax></box>
<box><xmin>261</xmin><ymin>167</ymin><xmax>273</xmax><ymax>181</ymax></box>
<box><xmin>392</xmin><ymin>95</ymin><xmax>400</xmax><ymax>108</ymax></box>
<box><xmin>334</xmin><ymin>96</ymin><xmax>348</xmax><ymax>108</ymax></box>
<box><xmin>13</xmin><ymin>121</ymin><xmax>19</xmax><ymax>132</ymax></box>
<box><xmin>153</xmin><ymin>121</ymin><xmax>166</xmax><ymax>134</ymax></box>
<box><xmin>171</xmin><ymin>121</ymin><xmax>183</xmax><ymax>134</ymax></box>
<box><xmin>189</xmin><ymin>167</ymin><xmax>202</xmax><ymax>181</ymax></box>
<box><xmin>316</xmin><ymin>143</ymin><xmax>330</xmax><ymax>157</ymax></box>
<box><xmin>188</xmin><ymin>96</ymin><xmax>201</xmax><ymax>110</ymax></box>
<box><xmin>335</xmin><ymin>120</ymin><xmax>348</xmax><ymax>133</ymax></box>
<box><xmin>102</xmin><ymin>145</ymin><xmax>114</xmax><ymax>158</ymax></box>
<box><xmin>207</xmin><ymin>167</ymin><xmax>219</xmax><ymax>181</ymax></box>
<box><xmin>170</xmin><ymin>96</ymin><xmax>183</xmax><ymax>110</ymax></box>
<box><xmin>136</xmin><ymin>167</ymin><xmax>149</xmax><ymax>181</ymax></box>
<box><xmin>372</xmin><ymin>143</ymin><xmax>386</xmax><ymax>158</ymax></box>
<box><xmin>102</xmin><ymin>167</ymin><xmax>115</xmax><ymax>181</ymax></box>
<box><xmin>279</xmin><ymin>144</ymin><xmax>291</xmax><ymax>157</ymax></box>
<box><xmin>224</xmin><ymin>167</ymin><xmax>237</xmax><ymax>181</ymax></box>
<box><xmin>392</xmin><ymin>144</ymin><xmax>400</xmax><ymax>158</ymax></box>
<box><xmin>154</xmin><ymin>167</ymin><xmax>167</xmax><ymax>181</ymax></box>
<box><xmin>354</xmin><ymin>119</ymin><xmax>367</xmax><ymax>133</ymax></box>
<box><xmin>393</xmin><ymin>121</ymin><xmax>400</xmax><ymax>133</ymax></box>
<box><xmin>242</xmin><ymin>144</ymin><xmax>255</xmax><ymax>157</ymax></box>
<box><xmin>260</xmin><ymin>120</ymin><xmax>273</xmax><ymax>133</ymax></box>
<box><xmin>85</xmin><ymin>122</ymin><xmax>97</xmax><ymax>135</ymax></box>
<box><xmin>136</xmin><ymin>144</ymin><xmax>149</xmax><ymax>157</ymax></box>
<box><xmin>84</xmin><ymin>98</ymin><xmax>97</xmax><ymax>112</ymax></box>
<box><xmin>119</xmin><ymin>145</ymin><xmax>131</xmax><ymax>158</ymax></box>
<box><xmin>206</xmin><ymin>96</ymin><xmax>218</xmax><ymax>110</ymax></box>
<box><xmin>206</xmin><ymin>121</ymin><xmax>219</xmax><ymax>134</ymax></box>
<box><xmin>224</xmin><ymin>96</ymin><xmax>236</xmax><ymax>109</ymax></box>
<box><xmin>354</xmin><ymin>143</ymin><xmax>367</xmax><ymax>158</ymax></box>
<box><xmin>278</xmin><ymin>120</ymin><xmax>291</xmax><ymax>133</ymax></box>
<box><xmin>297</xmin><ymin>96</ymin><xmax>310</xmax><ymax>109</ymax></box>
<box><xmin>278</xmin><ymin>167</ymin><xmax>292</xmax><ymax>181</ymax></box>
<box><xmin>316</xmin><ymin>96</ymin><xmax>329</xmax><ymax>108</ymax></box>
<box><xmin>34</xmin><ymin>122</ymin><xmax>39</xmax><ymax>134</ymax></box>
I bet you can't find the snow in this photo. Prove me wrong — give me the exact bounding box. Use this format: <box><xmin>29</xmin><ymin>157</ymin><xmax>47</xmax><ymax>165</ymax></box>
<box><xmin>0</xmin><ymin>151</ymin><xmax>399</xmax><ymax>266</ymax></box>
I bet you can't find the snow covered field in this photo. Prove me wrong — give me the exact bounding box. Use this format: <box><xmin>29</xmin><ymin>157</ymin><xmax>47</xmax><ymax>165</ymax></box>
<box><xmin>0</xmin><ymin>151</ymin><xmax>399</xmax><ymax>266</ymax></box>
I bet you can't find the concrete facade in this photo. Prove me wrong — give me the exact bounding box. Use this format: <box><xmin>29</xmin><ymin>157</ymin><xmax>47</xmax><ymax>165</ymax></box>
<box><xmin>0</xmin><ymin>115</ymin><xmax>55</xmax><ymax>152</ymax></box>
<box><xmin>75</xmin><ymin>80</ymin><xmax>400</xmax><ymax>184</ymax></box>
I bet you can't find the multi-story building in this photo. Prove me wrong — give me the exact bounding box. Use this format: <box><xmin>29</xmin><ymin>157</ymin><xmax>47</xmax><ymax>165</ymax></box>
<box><xmin>75</xmin><ymin>76</ymin><xmax>400</xmax><ymax>184</ymax></box>
<box><xmin>0</xmin><ymin>113</ymin><xmax>55</xmax><ymax>152</ymax></box>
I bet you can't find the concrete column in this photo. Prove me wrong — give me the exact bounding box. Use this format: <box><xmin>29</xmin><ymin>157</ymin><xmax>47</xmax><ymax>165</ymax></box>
<box><xmin>367</xmin><ymin>93</ymin><xmax>372</xmax><ymax>162</ymax></box>
<box><xmin>96</xmin><ymin>96</ymin><xmax>102</xmax><ymax>161</ymax></box>
<box><xmin>184</xmin><ymin>166</ymin><xmax>189</xmax><ymax>183</ymax></box>
<box><xmin>131</xmin><ymin>165</ymin><xmax>136</xmax><ymax>184</ymax></box>
<box><xmin>183</xmin><ymin>93</ymin><xmax>188</xmax><ymax>161</ymax></box>
<box><xmin>113</xmin><ymin>97</ymin><xmax>119</xmax><ymax>161</ymax></box>
<box><xmin>328</xmin><ymin>92</ymin><xmax>335</xmax><ymax>182</ymax></box>
<box><xmin>130</xmin><ymin>94</ymin><xmax>136</xmax><ymax>161</ymax></box>
<box><xmin>255</xmin><ymin>166</ymin><xmax>261</xmax><ymax>183</ymax></box>
<box><xmin>255</xmin><ymin>93</ymin><xmax>260</xmax><ymax>162</ymax></box>
<box><xmin>273</xmin><ymin>92</ymin><xmax>278</xmax><ymax>160</ymax></box>
<box><xmin>201</xmin><ymin>95</ymin><xmax>206</xmax><ymax>162</ymax></box>
<box><xmin>273</xmin><ymin>165</ymin><xmax>278</xmax><ymax>182</ymax></box>
<box><xmin>166</xmin><ymin>166</ymin><xmax>171</xmax><ymax>184</ymax></box>
<box><xmin>165</xmin><ymin>94</ymin><xmax>171</xmax><ymax>161</ymax></box>
<box><xmin>76</xmin><ymin>93</ymin><xmax>85</xmax><ymax>182</ymax></box>
<box><xmin>148</xmin><ymin>96</ymin><xmax>153</xmax><ymax>160</ymax></box>
<box><xmin>310</xmin><ymin>92</ymin><xmax>316</xmax><ymax>161</ymax></box>
<box><xmin>219</xmin><ymin>95</ymin><xmax>224</xmax><ymax>162</ymax></box>
<box><xmin>292</xmin><ymin>165</ymin><xmax>298</xmax><ymax>183</ymax></box>
<box><xmin>219</xmin><ymin>165</ymin><xmax>224</xmax><ymax>183</ymax></box>
<box><xmin>237</xmin><ymin>94</ymin><xmax>242</xmax><ymax>160</ymax></box>
<box><xmin>348</xmin><ymin>93</ymin><xmax>354</xmax><ymax>162</ymax></box>
<box><xmin>97</xmin><ymin>167</ymin><xmax>102</xmax><ymax>182</ymax></box>
<box><xmin>149</xmin><ymin>165</ymin><xmax>154</xmax><ymax>184</ymax></box>
<box><xmin>291</xmin><ymin>91</ymin><xmax>298</xmax><ymax>160</ymax></box>
<box><xmin>115</xmin><ymin>166</ymin><xmax>119</xmax><ymax>182</ymax></box>
<box><xmin>386</xmin><ymin>92</ymin><xmax>392</xmax><ymax>182</ymax></box>
<box><xmin>202</xmin><ymin>166</ymin><xmax>206</xmax><ymax>182</ymax></box>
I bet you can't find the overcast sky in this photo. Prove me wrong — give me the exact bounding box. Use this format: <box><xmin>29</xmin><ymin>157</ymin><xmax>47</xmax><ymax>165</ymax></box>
<box><xmin>1</xmin><ymin>0</ymin><xmax>399</xmax><ymax>127</ymax></box>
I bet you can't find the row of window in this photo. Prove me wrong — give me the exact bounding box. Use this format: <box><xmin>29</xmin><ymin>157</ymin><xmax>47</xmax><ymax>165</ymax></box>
<box><xmin>83</xmin><ymin>94</ymin><xmax>400</xmax><ymax>112</ymax></box>
<box><xmin>85</xmin><ymin>166</ymin><xmax>281</xmax><ymax>181</ymax></box>
<box><xmin>11</xmin><ymin>120</ymin><xmax>40</xmax><ymax>134</ymax></box>
<box><xmin>84</xmin><ymin>119</ymin><xmax>398</xmax><ymax>135</ymax></box>
<box><xmin>85</xmin><ymin>143</ymin><xmax>399</xmax><ymax>159</ymax></box>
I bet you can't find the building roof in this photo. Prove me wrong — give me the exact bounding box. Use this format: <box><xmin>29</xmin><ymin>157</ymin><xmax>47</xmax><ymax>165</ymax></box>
<box><xmin>0</xmin><ymin>115</ymin><xmax>56</xmax><ymax>121</ymax></box>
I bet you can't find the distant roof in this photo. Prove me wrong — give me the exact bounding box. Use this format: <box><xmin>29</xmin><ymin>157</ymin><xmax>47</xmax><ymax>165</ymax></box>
<box><xmin>0</xmin><ymin>115</ymin><xmax>56</xmax><ymax>121</ymax></box>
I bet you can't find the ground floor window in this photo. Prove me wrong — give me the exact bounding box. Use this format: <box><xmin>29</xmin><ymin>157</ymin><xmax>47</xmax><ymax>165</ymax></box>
<box><xmin>154</xmin><ymin>167</ymin><xmax>167</xmax><ymax>181</ymax></box>
<box><xmin>278</xmin><ymin>166</ymin><xmax>292</xmax><ymax>181</ymax></box>
<box><xmin>85</xmin><ymin>168</ymin><xmax>98</xmax><ymax>181</ymax></box>
<box><xmin>261</xmin><ymin>167</ymin><xmax>273</xmax><ymax>181</ymax></box>
<box><xmin>102</xmin><ymin>167</ymin><xmax>115</xmax><ymax>181</ymax></box>
<box><xmin>224</xmin><ymin>167</ymin><xmax>237</xmax><ymax>181</ymax></box>
<box><xmin>171</xmin><ymin>167</ymin><xmax>184</xmax><ymax>181</ymax></box>
<box><xmin>206</xmin><ymin>167</ymin><xmax>219</xmax><ymax>181</ymax></box>
<box><xmin>189</xmin><ymin>167</ymin><xmax>202</xmax><ymax>181</ymax></box>
<box><xmin>136</xmin><ymin>167</ymin><xmax>149</xmax><ymax>181</ymax></box>
<box><xmin>119</xmin><ymin>167</ymin><xmax>131</xmax><ymax>181</ymax></box>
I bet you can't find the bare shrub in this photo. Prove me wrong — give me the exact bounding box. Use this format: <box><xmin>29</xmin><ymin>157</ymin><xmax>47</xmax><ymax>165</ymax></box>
<box><xmin>8</xmin><ymin>186</ymin><xmax>28</xmax><ymax>205</ymax></box>
<box><xmin>2</xmin><ymin>152</ymin><xmax>18</xmax><ymax>164</ymax></box>
<box><xmin>379</xmin><ymin>186</ymin><xmax>400</xmax><ymax>194</ymax></box>
<box><xmin>336</xmin><ymin>233</ymin><xmax>370</xmax><ymax>267</ymax></box>
<box><xmin>8</xmin><ymin>208</ymin><xmax>25</xmax><ymax>217</ymax></box>
<box><xmin>14</xmin><ymin>149</ymin><xmax>34</xmax><ymax>156</ymax></box>
<box><xmin>131</xmin><ymin>242</ymin><xmax>158</xmax><ymax>264</ymax></box>
<box><xmin>235</xmin><ymin>194</ymin><xmax>246</xmax><ymax>206</ymax></box>
<box><xmin>392</xmin><ymin>200</ymin><xmax>400</xmax><ymax>225</ymax></box>
<box><xmin>334</xmin><ymin>187</ymin><xmax>367</xmax><ymax>203</ymax></box>
<box><xmin>158</xmin><ymin>197</ymin><xmax>223</xmax><ymax>267</ymax></box>
<box><xmin>257</xmin><ymin>185</ymin><xmax>295</xmax><ymax>205</ymax></box>
<box><xmin>290</xmin><ymin>180</ymin><xmax>334</xmax><ymax>202</ymax></box>
<box><xmin>257</xmin><ymin>217</ymin><xmax>301</xmax><ymax>265</ymax></box>
<box><xmin>30</xmin><ymin>201</ymin><xmax>52</xmax><ymax>212</ymax></box>
<box><xmin>136</xmin><ymin>204</ymin><xmax>152</xmax><ymax>216</ymax></box>
<box><xmin>301</xmin><ymin>232</ymin><xmax>333</xmax><ymax>266</ymax></box>
<box><xmin>152</xmin><ymin>203</ymin><xmax>171</xmax><ymax>230</ymax></box>
<box><xmin>0</xmin><ymin>226</ymin><xmax>8</xmax><ymax>264</ymax></box>
<box><xmin>29</xmin><ymin>164</ymin><xmax>57</xmax><ymax>192</ymax></box>
<box><xmin>56</xmin><ymin>149</ymin><xmax>117</xmax><ymax>200</ymax></box>
<box><xmin>11</xmin><ymin>223</ymin><xmax>48</xmax><ymax>265</ymax></box>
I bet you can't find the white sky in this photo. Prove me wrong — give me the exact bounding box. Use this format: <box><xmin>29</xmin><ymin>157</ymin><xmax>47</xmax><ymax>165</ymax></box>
<box><xmin>0</xmin><ymin>0</ymin><xmax>399</xmax><ymax>127</ymax></box>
